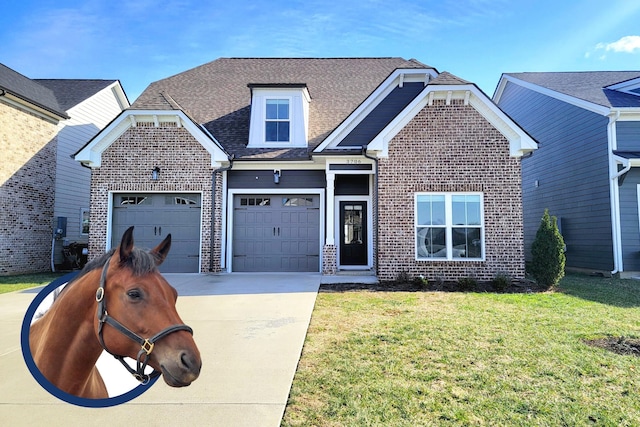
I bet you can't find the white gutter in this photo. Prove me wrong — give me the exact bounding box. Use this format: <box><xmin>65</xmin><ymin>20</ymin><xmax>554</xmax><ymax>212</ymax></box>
<box><xmin>608</xmin><ymin>110</ymin><xmax>622</xmax><ymax>275</ymax></box>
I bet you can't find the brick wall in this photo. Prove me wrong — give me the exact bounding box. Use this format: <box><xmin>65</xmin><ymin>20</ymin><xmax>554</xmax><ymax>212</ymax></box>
<box><xmin>89</xmin><ymin>123</ymin><xmax>215</xmax><ymax>272</ymax></box>
<box><xmin>0</xmin><ymin>102</ymin><xmax>58</xmax><ymax>275</ymax></box>
<box><xmin>377</xmin><ymin>100</ymin><xmax>525</xmax><ymax>282</ymax></box>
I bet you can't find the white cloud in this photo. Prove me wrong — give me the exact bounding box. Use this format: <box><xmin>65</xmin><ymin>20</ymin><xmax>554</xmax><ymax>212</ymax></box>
<box><xmin>596</xmin><ymin>35</ymin><xmax>640</xmax><ymax>53</ymax></box>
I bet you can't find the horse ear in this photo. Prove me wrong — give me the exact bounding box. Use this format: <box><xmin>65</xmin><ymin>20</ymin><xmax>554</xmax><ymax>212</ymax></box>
<box><xmin>119</xmin><ymin>226</ymin><xmax>135</xmax><ymax>262</ymax></box>
<box><xmin>150</xmin><ymin>233</ymin><xmax>171</xmax><ymax>266</ymax></box>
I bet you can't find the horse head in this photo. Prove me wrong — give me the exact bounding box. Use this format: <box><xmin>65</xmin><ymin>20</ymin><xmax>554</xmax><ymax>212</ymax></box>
<box><xmin>95</xmin><ymin>226</ymin><xmax>201</xmax><ymax>388</ymax></box>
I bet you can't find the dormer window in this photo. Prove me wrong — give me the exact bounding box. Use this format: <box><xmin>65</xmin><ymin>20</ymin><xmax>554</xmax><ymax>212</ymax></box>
<box><xmin>265</xmin><ymin>98</ymin><xmax>290</xmax><ymax>142</ymax></box>
<box><xmin>248</xmin><ymin>84</ymin><xmax>310</xmax><ymax>148</ymax></box>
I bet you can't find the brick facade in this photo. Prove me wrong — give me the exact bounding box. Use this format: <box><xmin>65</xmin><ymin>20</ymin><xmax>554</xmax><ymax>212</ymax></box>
<box><xmin>376</xmin><ymin>100</ymin><xmax>525</xmax><ymax>282</ymax></box>
<box><xmin>88</xmin><ymin>123</ymin><xmax>215</xmax><ymax>272</ymax></box>
<box><xmin>0</xmin><ymin>102</ymin><xmax>58</xmax><ymax>275</ymax></box>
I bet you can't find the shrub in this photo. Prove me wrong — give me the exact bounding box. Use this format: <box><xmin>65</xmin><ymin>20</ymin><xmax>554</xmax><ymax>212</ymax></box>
<box><xmin>396</xmin><ymin>270</ymin><xmax>411</xmax><ymax>284</ymax></box>
<box><xmin>457</xmin><ymin>276</ymin><xmax>477</xmax><ymax>291</ymax></box>
<box><xmin>492</xmin><ymin>271</ymin><xmax>512</xmax><ymax>292</ymax></box>
<box><xmin>413</xmin><ymin>275</ymin><xmax>429</xmax><ymax>289</ymax></box>
<box><xmin>530</xmin><ymin>209</ymin><xmax>565</xmax><ymax>289</ymax></box>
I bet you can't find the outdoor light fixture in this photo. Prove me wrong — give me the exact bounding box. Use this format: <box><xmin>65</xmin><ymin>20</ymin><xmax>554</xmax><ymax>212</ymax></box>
<box><xmin>152</xmin><ymin>166</ymin><xmax>161</xmax><ymax>181</ymax></box>
<box><xmin>273</xmin><ymin>169</ymin><xmax>281</xmax><ymax>184</ymax></box>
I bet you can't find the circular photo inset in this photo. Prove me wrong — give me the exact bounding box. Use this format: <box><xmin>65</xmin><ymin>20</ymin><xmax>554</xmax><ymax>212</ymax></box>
<box><xmin>21</xmin><ymin>272</ymin><xmax>158</xmax><ymax>407</ymax></box>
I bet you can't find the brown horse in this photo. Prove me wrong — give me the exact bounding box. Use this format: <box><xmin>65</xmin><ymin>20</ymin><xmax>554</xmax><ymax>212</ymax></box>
<box><xmin>29</xmin><ymin>226</ymin><xmax>201</xmax><ymax>399</ymax></box>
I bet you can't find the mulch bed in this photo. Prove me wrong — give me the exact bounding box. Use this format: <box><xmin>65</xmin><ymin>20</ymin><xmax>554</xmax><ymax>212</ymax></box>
<box><xmin>320</xmin><ymin>279</ymin><xmax>550</xmax><ymax>294</ymax></box>
<box><xmin>584</xmin><ymin>337</ymin><xmax>640</xmax><ymax>357</ymax></box>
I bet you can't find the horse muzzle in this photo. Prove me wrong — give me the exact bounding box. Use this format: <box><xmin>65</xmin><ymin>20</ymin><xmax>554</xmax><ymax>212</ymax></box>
<box><xmin>158</xmin><ymin>348</ymin><xmax>202</xmax><ymax>387</ymax></box>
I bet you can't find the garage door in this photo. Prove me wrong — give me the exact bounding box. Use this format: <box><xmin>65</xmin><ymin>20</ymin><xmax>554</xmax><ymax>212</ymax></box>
<box><xmin>233</xmin><ymin>194</ymin><xmax>320</xmax><ymax>272</ymax></box>
<box><xmin>112</xmin><ymin>193</ymin><xmax>201</xmax><ymax>273</ymax></box>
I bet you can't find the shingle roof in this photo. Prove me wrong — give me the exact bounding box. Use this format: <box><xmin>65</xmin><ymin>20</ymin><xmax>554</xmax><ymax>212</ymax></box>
<box><xmin>132</xmin><ymin>57</ymin><xmax>433</xmax><ymax>159</ymax></box>
<box><xmin>0</xmin><ymin>63</ymin><xmax>67</xmax><ymax>118</ymax></box>
<box><xmin>505</xmin><ymin>71</ymin><xmax>640</xmax><ymax>108</ymax></box>
<box><xmin>35</xmin><ymin>79</ymin><xmax>118</xmax><ymax>111</ymax></box>
<box><xmin>428</xmin><ymin>71</ymin><xmax>471</xmax><ymax>86</ymax></box>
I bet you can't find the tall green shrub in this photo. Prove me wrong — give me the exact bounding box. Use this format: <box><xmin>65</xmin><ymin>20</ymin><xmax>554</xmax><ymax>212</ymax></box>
<box><xmin>530</xmin><ymin>209</ymin><xmax>566</xmax><ymax>288</ymax></box>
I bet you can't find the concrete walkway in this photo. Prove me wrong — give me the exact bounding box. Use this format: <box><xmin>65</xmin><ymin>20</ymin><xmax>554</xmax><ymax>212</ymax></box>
<box><xmin>0</xmin><ymin>273</ymin><xmax>322</xmax><ymax>427</ymax></box>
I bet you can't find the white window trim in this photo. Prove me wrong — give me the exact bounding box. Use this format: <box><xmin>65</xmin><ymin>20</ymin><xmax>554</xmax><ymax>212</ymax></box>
<box><xmin>264</xmin><ymin>97</ymin><xmax>292</xmax><ymax>143</ymax></box>
<box><xmin>247</xmin><ymin>87</ymin><xmax>309</xmax><ymax>148</ymax></box>
<box><xmin>414</xmin><ymin>192</ymin><xmax>485</xmax><ymax>261</ymax></box>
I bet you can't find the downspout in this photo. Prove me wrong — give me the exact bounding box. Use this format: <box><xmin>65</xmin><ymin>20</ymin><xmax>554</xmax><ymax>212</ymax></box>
<box><xmin>608</xmin><ymin>110</ymin><xmax>622</xmax><ymax>275</ymax></box>
<box><xmin>209</xmin><ymin>155</ymin><xmax>234</xmax><ymax>272</ymax></box>
<box><xmin>362</xmin><ymin>145</ymin><xmax>379</xmax><ymax>272</ymax></box>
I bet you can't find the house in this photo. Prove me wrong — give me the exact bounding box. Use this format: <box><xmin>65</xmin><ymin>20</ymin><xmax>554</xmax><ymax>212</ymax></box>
<box><xmin>494</xmin><ymin>71</ymin><xmax>640</xmax><ymax>277</ymax></box>
<box><xmin>75</xmin><ymin>58</ymin><xmax>536</xmax><ymax>282</ymax></box>
<box><xmin>0</xmin><ymin>63</ymin><xmax>129</xmax><ymax>275</ymax></box>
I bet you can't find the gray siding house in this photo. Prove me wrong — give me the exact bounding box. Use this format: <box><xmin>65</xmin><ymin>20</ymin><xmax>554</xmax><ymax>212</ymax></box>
<box><xmin>0</xmin><ymin>62</ymin><xmax>129</xmax><ymax>275</ymax></box>
<box><xmin>494</xmin><ymin>71</ymin><xmax>640</xmax><ymax>277</ymax></box>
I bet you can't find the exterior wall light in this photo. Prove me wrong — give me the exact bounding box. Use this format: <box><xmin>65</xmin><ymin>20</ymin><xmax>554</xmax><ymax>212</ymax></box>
<box><xmin>152</xmin><ymin>166</ymin><xmax>161</xmax><ymax>181</ymax></box>
<box><xmin>274</xmin><ymin>169</ymin><xmax>281</xmax><ymax>184</ymax></box>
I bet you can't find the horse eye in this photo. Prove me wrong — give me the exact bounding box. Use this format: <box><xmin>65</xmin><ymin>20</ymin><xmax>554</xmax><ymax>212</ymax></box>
<box><xmin>127</xmin><ymin>289</ymin><xmax>143</xmax><ymax>300</ymax></box>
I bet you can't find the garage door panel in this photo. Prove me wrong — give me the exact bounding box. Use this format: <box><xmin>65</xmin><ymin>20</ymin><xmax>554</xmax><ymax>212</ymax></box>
<box><xmin>233</xmin><ymin>194</ymin><xmax>320</xmax><ymax>272</ymax></box>
<box><xmin>112</xmin><ymin>193</ymin><xmax>201</xmax><ymax>273</ymax></box>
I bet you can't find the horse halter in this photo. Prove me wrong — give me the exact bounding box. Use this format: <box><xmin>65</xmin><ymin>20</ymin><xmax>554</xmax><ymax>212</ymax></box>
<box><xmin>95</xmin><ymin>257</ymin><xmax>193</xmax><ymax>384</ymax></box>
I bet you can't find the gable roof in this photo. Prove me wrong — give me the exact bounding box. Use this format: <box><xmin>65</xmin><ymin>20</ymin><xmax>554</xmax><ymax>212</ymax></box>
<box><xmin>499</xmin><ymin>71</ymin><xmax>640</xmax><ymax>109</ymax></box>
<box><xmin>364</xmin><ymin>77</ymin><xmax>537</xmax><ymax>158</ymax></box>
<box><xmin>35</xmin><ymin>79</ymin><xmax>121</xmax><ymax>111</ymax></box>
<box><xmin>0</xmin><ymin>63</ymin><xmax>68</xmax><ymax>119</ymax></box>
<box><xmin>132</xmin><ymin>57</ymin><xmax>433</xmax><ymax>160</ymax></box>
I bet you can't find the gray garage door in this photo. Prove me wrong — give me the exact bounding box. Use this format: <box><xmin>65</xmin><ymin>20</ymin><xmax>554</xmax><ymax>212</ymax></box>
<box><xmin>233</xmin><ymin>194</ymin><xmax>320</xmax><ymax>272</ymax></box>
<box><xmin>112</xmin><ymin>193</ymin><xmax>201</xmax><ymax>273</ymax></box>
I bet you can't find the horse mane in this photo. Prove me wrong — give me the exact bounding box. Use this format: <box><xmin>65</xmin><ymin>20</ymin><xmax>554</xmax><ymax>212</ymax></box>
<box><xmin>65</xmin><ymin>246</ymin><xmax>161</xmax><ymax>289</ymax></box>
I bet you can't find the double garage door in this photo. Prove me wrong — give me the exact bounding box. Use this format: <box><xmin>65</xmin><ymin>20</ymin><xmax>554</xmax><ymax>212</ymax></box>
<box><xmin>232</xmin><ymin>194</ymin><xmax>320</xmax><ymax>272</ymax></box>
<box><xmin>112</xmin><ymin>193</ymin><xmax>201</xmax><ymax>273</ymax></box>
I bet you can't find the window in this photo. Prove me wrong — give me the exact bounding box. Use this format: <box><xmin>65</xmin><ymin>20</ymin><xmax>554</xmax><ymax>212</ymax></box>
<box><xmin>415</xmin><ymin>193</ymin><xmax>483</xmax><ymax>260</ymax></box>
<box><xmin>240</xmin><ymin>197</ymin><xmax>271</xmax><ymax>206</ymax></box>
<box><xmin>283</xmin><ymin>197</ymin><xmax>313</xmax><ymax>207</ymax></box>
<box><xmin>265</xmin><ymin>99</ymin><xmax>290</xmax><ymax>142</ymax></box>
<box><xmin>120</xmin><ymin>196</ymin><xmax>150</xmax><ymax>205</ymax></box>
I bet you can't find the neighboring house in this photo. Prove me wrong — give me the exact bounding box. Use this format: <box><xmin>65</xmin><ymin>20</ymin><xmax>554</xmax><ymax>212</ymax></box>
<box><xmin>0</xmin><ymin>63</ymin><xmax>129</xmax><ymax>275</ymax></box>
<box><xmin>36</xmin><ymin>79</ymin><xmax>130</xmax><ymax>270</ymax></box>
<box><xmin>494</xmin><ymin>71</ymin><xmax>640</xmax><ymax>277</ymax></box>
<box><xmin>75</xmin><ymin>58</ymin><xmax>536</xmax><ymax>281</ymax></box>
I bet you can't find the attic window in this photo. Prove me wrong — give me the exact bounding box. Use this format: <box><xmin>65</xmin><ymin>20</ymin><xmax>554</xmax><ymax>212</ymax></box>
<box><xmin>247</xmin><ymin>85</ymin><xmax>310</xmax><ymax>148</ymax></box>
<box><xmin>265</xmin><ymin>99</ymin><xmax>290</xmax><ymax>142</ymax></box>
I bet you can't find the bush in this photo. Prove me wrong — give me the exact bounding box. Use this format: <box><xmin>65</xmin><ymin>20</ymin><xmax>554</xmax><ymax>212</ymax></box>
<box><xmin>413</xmin><ymin>275</ymin><xmax>429</xmax><ymax>289</ymax></box>
<box><xmin>492</xmin><ymin>271</ymin><xmax>512</xmax><ymax>292</ymax></box>
<box><xmin>530</xmin><ymin>209</ymin><xmax>565</xmax><ymax>289</ymax></box>
<box><xmin>457</xmin><ymin>276</ymin><xmax>477</xmax><ymax>291</ymax></box>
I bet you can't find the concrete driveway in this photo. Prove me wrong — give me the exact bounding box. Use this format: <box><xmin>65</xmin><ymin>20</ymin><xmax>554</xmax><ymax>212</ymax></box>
<box><xmin>0</xmin><ymin>272</ymin><xmax>321</xmax><ymax>427</ymax></box>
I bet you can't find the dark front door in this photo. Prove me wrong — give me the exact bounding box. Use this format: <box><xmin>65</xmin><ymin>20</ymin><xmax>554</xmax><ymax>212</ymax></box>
<box><xmin>339</xmin><ymin>201</ymin><xmax>367</xmax><ymax>266</ymax></box>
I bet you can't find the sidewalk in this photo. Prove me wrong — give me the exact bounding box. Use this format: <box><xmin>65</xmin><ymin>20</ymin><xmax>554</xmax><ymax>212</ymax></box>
<box><xmin>0</xmin><ymin>273</ymin><xmax>320</xmax><ymax>427</ymax></box>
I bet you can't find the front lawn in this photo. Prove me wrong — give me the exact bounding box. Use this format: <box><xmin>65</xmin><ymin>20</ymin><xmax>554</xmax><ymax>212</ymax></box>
<box><xmin>283</xmin><ymin>274</ymin><xmax>640</xmax><ymax>426</ymax></box>
<box><xmin>0</xmin><ymin>272</ymin><xmax>64</xmax><ymax>294</ymax></box>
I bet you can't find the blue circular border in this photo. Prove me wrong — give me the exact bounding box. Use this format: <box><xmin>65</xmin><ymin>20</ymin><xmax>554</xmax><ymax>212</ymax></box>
<box><xmin>20</xmin><ymin>272</ymin><xmax>158</xmax><ymax>407</ymax></box>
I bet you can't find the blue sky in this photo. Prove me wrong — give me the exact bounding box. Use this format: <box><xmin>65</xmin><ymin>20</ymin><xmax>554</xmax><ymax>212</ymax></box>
<box><xmin>2</xmin><ymin>0</ymin><xmax>639</xmax><ymax>103</ymax></box>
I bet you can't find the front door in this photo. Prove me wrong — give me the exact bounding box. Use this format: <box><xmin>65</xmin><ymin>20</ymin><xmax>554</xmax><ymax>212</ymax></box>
<box><xmin>339</xmin><ymin>201</ymin><xmax>367</xmax><ymax>266</ymax></box>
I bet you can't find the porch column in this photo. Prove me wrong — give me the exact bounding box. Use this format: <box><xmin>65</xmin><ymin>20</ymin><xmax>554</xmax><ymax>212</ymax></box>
<box><xmin>326</xmin><ymin>172</ymin><xmax>335</xmax><ymax>245</ymax></box>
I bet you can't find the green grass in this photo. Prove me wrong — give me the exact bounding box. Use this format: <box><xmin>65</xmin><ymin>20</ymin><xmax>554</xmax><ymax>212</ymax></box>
<box><xmin>0</xmin><ymin>272</ymin><xmax>64</xmax><ymax>294</ymax></box>
<box><xmin>282</xmin><ymin>274</ymin><xmax>640</xmax><ymax>426</ymax></box>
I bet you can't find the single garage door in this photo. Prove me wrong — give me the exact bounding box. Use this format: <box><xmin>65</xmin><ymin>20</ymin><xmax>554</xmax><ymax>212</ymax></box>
<box><xmin>233</xmin><ymin>194</ymin><xmax>320</xmax><ymax>272</ymax></box>
<box><xmin>112</xmin><ymin>193</ymin><xmax>201</xmax><ymax>273</ymax></box>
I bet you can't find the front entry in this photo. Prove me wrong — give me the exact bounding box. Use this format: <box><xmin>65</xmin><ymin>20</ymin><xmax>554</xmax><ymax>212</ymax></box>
<box><xmin>339</xmin><ymin>201</ymin><xmax>367</xmax><ymax>266</ymax></box>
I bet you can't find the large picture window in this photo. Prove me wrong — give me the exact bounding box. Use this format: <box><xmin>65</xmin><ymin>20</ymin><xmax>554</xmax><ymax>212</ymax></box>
<box><xmin>415</xmin><ymin>193</ymin><xmax>484</xmax><ymax>260</ymax></box>
<box><xmin>265</xmin><ymin>98</ymin><xmax>290</xmax><ymax>142</ymax></box>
